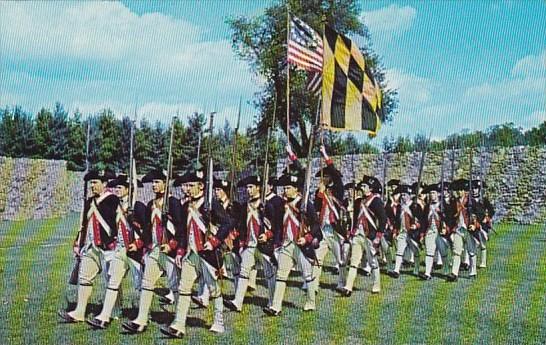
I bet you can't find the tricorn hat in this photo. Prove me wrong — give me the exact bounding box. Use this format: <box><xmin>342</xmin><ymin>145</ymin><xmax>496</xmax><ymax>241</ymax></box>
<box><xmin>84</xmin><ymin>169</ymin><xmax>116</xmax><ymax>182</ymax></box>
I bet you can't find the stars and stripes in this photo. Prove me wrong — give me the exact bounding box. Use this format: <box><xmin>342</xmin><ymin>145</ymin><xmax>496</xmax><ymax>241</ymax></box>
<box><xmin>288</xmin><ymin>16</ymin><xmax>323</xmax><ymax>94</ymax></box>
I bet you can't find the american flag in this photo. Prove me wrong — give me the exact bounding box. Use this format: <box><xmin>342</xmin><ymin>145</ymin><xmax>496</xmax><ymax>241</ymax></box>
<box><xmin>287</xmin><ymin>16</ymin><xmax>323</xmax><ymax>95</ymax></box>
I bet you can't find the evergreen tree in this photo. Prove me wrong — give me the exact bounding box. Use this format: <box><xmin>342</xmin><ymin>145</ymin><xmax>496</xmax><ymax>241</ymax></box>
<box><xmin>134</xmin><ymin>119</ymin><xmax>155</xmax><ymax>173</ymax></box>
<box><xmin>51</xmin><ymin>102</ymin><xmax>69</xmax><ymax>160</ymax></box>
<box><xmin>65</xmin><ymin>111</ymin><xmax>86</xmax><ymax>171</ymax></box>
<box><xmin>34</xmin><ymin>108</ymin><xmax>54</xmax><ymax>158</ymax></box>
<box><xmin>95</xmin><ymin>109</ymin><xmax>122</xmax><ymax>171</ymax></box>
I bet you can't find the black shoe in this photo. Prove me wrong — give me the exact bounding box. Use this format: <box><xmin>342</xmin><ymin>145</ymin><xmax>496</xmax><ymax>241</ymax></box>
<box><xmin>338</xmin><ymin>288</ymin><xmax>352</xmax><ymax>297</ymax></box>
<box><xmin>121</xmin><ymin>320</ymin><xmax>147</xmax><ymax>334</ymax></box>
<box><xmin>159</xmin><ymin>295</ymin><xmax>175</xmax><ymax>306</ymax></box>
<box><xmin>87</xmin><ymin>317</ymin><xmax>110</xmax><ymax>330</ymax></box>
<box><xmin>248</xmin><ymin>285</ymin><xmax>256</xmax><ymax>293</ymax></box>
<box><xmin>387</xmin><ymin>271</ymin><xmax>400</xmax><ymax>279</ymax></box>
<box><xmin>446</xmin><ymin>274</ymin><xmax>458</xmax><ymax>282</ymax></box>
<box><xmin>160</xmin><ymin>325</ymin><xmax>185</xmax><ymax>338</ymax></box>
<box><xmin>461</xmin><ymin>263</ymin><xmax>470</xmax><ymax>271</ymax></box>
<box><xmin>419</xmin><ymin>273</ymin><xmax>432</xmax><ymax>281</ymax></box>
<box><xmin>468</xmin><ymin>274</ymin><xmax>477</xmax><ymax>279</ymax></box>
<box><xmin>335</xmin><ymin>286</ymin><xmax>345</xmax><ymax>294</ymax></box>
<box><xmin>58</xmin><ymin>310</ymin><xmax>83</xmax><ymax>323</ymax></box>
<box><xmin>263</xmin><ymin>306</ymin><xmax>281</xmax><ymax>316</ymax></box>
<box><xmin>223</xmin><ymin>299</ymin><xmax>241</xmax><ymax>312</ymax></box>
<box><xmin>191</xmin><ymin>296</ymin><xmax>208</xmax><ymax>308</ymax></box>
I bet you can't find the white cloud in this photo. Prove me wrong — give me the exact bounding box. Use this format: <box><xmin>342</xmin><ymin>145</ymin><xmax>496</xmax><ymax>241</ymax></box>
<box><xmin>361</xmin><ymin>5</ymin><xmax>416</xmax><ymax>39</ymax></box>
<box><xmin>0</xmin><ymin>2</ymin><xmax>199</xmax><ymax>61</ymax></box>
<box><xmin>0</xmin><ymin>1</ymin><xmax>258</xmax><ymax>128</ymax></box>
<box><xmin>464</xmin><ymin>77</ymin><xmax>545</xmax><ymax>103</ymax></box>
<box><xmin>511</xmin><ymin>50</ymin><xmax>546</xmax><ymax>78</ymax></box>
<box><xmin>385</xmin><ymin>69</ymin><xmax>433</xmax><ymax>105</ymax></box>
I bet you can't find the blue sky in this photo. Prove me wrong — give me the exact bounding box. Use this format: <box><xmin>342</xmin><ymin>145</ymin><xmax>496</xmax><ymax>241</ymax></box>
<box><xmin>0</xmin><ymin>0</ymin><xmax>544</xmax><ymax>143</ymax></box>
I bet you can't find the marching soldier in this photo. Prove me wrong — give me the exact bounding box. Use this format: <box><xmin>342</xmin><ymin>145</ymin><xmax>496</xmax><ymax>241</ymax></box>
<box><xmin>420</xmin><ymin>183</ymin><xmax>442</xmax><ymax>280</ymax></box>
<box><xmin>339</xmin><ymin>175</ymin><xmax>386</xmax><ymax>296</ymax></box>
<box><xmin>444</xmin><ymin>178</ymin><xmax>478</xmax><ymax>281</ymax></box>
<box><xmin>160</xmin><ymin>168</ymin><xmax>235</xmax><ymax>337</ymax></box>
<box><xmin>192</xmin><ymin>178</ymin><xmax>243</xmax><ymax>308</ymax></box>
<box><xmin>313</xmin><ymin>145</ymin><xmax>349</xmax><ymax>293</ymax></box>
<box><xmin>263</xmin><ymin>156</ymin><xmax>322</xmax><ymax>315</ymax></box>
<box><xmin>58</xmin><ymin>170</ymin><xmax>120</xmax><ymax>324</ymax></box>
<box><xmin>122</xmin><ymin>169</ymin><xmax>184</xmax><ymax>333</ymax></box>
<box><xmin>85</xmin><ymin>174</ymin><xmax>147</xmax><ymax>328</ymax></box>
<box><xmin>471</xmin><ymin>179</ymin><xmax>495</xmax><ymax>268</ymax></box>
<box><xmin>384</xmin><ymin>180</ymin><xmax>402</xmax><ymax>269</ymax></box>
<box><xmin>388</xmin><ymin>184</ymin><xmax>422</xmax><ymax>278</ymax></box>
<box><xmin>224</xmin><ymin>175</ymin><xmax>278</xmax><ymax>312</ymax></box>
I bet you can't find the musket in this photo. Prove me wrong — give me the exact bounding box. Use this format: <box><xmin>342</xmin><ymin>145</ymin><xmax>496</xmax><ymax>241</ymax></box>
<box><xmin>468</xmin><ymin>141</ymin><xmax>474</xmax><ymax>223</ymax></box>
<box><xmin>440</xmin><ymin>150</ymin><xmax>446</xmax><ymax>214</ymax></box>
<box><xmin>229</xmin><ymin>98</ymin><xmax>242</xmax><ymax>201</ymax></box>
<box><xmin>261</xmin><ymin>94</ymin><xmax>277</xmax><ymax>205</ymax></box>
<box><xmin>69</xmin><ymin>121</ymin><xmax>91</xmax><ymax>286</ymax></box>
<box><xmin>415</xmin><ymin>133</ymin><xmax>432</xmax><ymax>197</ymax></box>
<box><xmin>381</xmin><ymin>151</ymin><xmax>388</xmax><ymax>202</ymax></box>
<box><xmin>162</xmin><ymin>116</ymin><xmax>177</xmax><ymax>217</ymax></box>
<box><xmin>205</xmin><ymin>111</ymin><xmax>215</xmax><ymax>211</ymax></box>
<box><xmin>127</xmin><ymin>116</ymin><xmax>136</xmax><ymax>212</ymax></box>
<box><xmin>197</xmin><ymin>130</ymin><xmax>202</xmax><ymax>163</ymax></box>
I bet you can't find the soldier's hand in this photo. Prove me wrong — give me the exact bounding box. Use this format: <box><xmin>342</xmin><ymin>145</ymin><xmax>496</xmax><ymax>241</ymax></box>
<box><xmin>317</xmin><ymin>182</ymin><xmax>326</xmax><ymax>193</ymax></box>
<box><xmin>319</xmin><ymin>145</ymin><xmax>327</xmax><ymax>157</ymax></box>
<box><xmin>296</xmin><ymin>237</ymin><xmax>306</xmax><ymax>246</ymax></box>
<box><xmin>160</xmin><ymin>244</ymin><xmax>171</xmax><ymax>254</ymax></box>
<box><xmin>72</xmin><ymin>246</ymin><xmax>81</xmax><ymax>257</ymax></box>
<box><xmin>258</xmin><ymin>233</ymin><xmax>268</xmax><ymax>243</ymax></box>
<box><xmin>410</xmin><ymin>224</ymin><xmax>417</xmax><ymax>230</ymax></box>
<box><xmin>204</xmin><ymin>241</ymin><xmax>213</xmax><ymax>251</ymax></box>
<box><xmin>127</xmin><ymin>243</ymin><xmax>137</xmax><ymax>252</ymax></box>
<box><xmin>175</xmin><ymin>255</ymin><xmax>183</xmax><ymax>269</ymax></box>
<box><xmin>469</xmin><ymin>224</ymin><xmax>475</xmax><ymax>231</ymax></box>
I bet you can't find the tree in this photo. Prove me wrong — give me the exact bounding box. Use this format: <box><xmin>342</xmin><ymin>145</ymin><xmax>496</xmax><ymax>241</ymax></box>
<box><xmin>34</xmin><ymin>108</ymin><xmax>54</xmax><ymax>158</ymax></box>
<box><xmin>51</xmin><ymin>102</ymin><xmax>69</xmax><ymax>160</ymax></box>
<box><xmin>95</xmin><ymin>109</ymin><xmax>122</xmax><ymax>171</ymax></box>
<box><xmin>134</xmin><ymin>119</ymin><xmax>155</xmax><ymax>173</ymax></box>
<box><xmin>228</xmin><ymin>0</ymin><xmax>398</xmax><ymax>157</ymax></box>
<box><xmin>150</xmin><ymin>121</ymin><xmax>166</xmax><ymax>170</ymax></box>
<box><xmin>65</xmin><ymin>111</ymin><xmax>86</xmax><ymax>171</ymax></box>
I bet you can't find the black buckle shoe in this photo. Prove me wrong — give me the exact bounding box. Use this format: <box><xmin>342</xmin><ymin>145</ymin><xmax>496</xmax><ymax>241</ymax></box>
<box><xmin>419</xmin><ymin>273</ymin><xmax>432</xmax><ymax>281</ymax></box>
<box><xmin>338</xmin><ymin>288</ymin><xmax>352</xmax><ymax>297</ymax></box>
<box><xmin>263</xmin><ymin>306</ymin><xmax>281</xmax><ymax>316</ymax></box>
<box><xmin>87</xmin><ymin>317</ymin><xmax>110</xmax><ymax>329</ymax></box>
<box><xmin>191</xmin><ymin>296</ymin><xmax>208</xmax><ymax>308</ymax></box>
<box><xmin>159</xmin><ymin>295</ymin><xmax>175</xmax><ymax>306</ymax></box>
<box><xmin>446</xmin><ymin>274</ymin><xmax>458</xmax><ymax>282</ymax></box>
<box><xmin>58</xmin><ymin>310</ymin><xmax>83</xmax><ymax>323</ymax></box>
<box><xmin>387</xmin><ymin>271</ymin><xmax>400</xmax><ymax>279</ymax></box>
<box><xmin>121</xmin><ymin>320</ymin><xmax>147</xmax><ymax>334</ymax></box>
<box><xmin>223</xmin><ymin>299</ymin><xmax>240</xmax><ymax>312</ymax></box>
<box><xmin>160</xmin><ymin>325</ymin><xmax>185</xmax><ymax>338</ymax></box>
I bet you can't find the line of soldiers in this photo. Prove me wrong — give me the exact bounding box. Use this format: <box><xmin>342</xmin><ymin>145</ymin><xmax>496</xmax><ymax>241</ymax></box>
<box><xmin>58</xmin><ymin>145</ymin><xmax>495</xmax><ymax>337</ymax></box>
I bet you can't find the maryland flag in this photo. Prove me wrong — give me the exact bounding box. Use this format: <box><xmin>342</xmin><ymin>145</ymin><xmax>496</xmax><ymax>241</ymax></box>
<box><xmin>322</xmin><ymin>25</ymin><xmax>383</xmax><ymax>135</ymax></box>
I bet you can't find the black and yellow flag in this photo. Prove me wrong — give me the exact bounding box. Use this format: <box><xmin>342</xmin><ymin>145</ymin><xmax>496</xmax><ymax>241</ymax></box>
<box><xmin>322</xmin><ymin>25</ymin><xmax>382</xmax><ymax>135</ymax></box>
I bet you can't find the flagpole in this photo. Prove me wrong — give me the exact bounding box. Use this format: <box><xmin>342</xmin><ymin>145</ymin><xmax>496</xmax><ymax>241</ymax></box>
<box><xmin>286</xmin><ymin>3</ymin><xmax>291</xmax><ymax>159</ymax></box>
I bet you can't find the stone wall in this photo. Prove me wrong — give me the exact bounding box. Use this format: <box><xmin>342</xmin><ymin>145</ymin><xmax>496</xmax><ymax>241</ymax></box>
<box><xmin>1</xmin><ymin>145</ymin><xmax>545</xmax><ymax>223</ymax></box>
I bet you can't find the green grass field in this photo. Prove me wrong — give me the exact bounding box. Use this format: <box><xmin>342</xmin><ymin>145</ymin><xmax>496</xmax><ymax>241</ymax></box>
<box><xmin>0</xmin><ymin>214</ymin><xmax>544</xmax><ymax>345</ymax></box>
